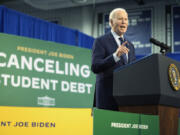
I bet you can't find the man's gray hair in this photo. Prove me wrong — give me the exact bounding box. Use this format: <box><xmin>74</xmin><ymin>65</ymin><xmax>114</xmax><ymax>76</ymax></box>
<box><xmin>109</xmin><ymin>8</ymin><xmax>128</xmax><ymax>27</ymax></box>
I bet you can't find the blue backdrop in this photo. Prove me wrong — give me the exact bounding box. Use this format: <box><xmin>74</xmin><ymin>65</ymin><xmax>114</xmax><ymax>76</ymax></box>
<box><xmin>173</xmin><ymin>6</ymin><xmax>180</xmax><ymax>52</ymax></box>
<box><xmin>125</xmin><ymin>9</ymin><xmax>152</xmax><ymax>55</ymax></box>
<box><xmin>104</xmin><ymin>9</ymin><xmax>152</xmax><ymax>55</ymax></box>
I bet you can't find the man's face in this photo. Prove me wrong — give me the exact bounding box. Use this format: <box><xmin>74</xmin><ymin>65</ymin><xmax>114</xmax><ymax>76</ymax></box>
<box><xmin>111</xmin><ymin>10</ymin><xmax>128</xmax><ymax>36</ymax></box>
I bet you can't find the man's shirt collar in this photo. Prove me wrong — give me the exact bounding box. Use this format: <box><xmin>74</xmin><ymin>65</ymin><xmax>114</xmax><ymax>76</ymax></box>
<box><xmin>111</xmin><ymin>29</ymin><xmax>124</xmax><ymax>39</ymax></box>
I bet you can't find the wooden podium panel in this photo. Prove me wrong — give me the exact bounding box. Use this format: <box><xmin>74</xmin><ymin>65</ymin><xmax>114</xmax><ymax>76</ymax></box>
<box><xmin>119</xmin><ymin>105</ymin><xmax>179</xmax><ymax>135</ymax></box>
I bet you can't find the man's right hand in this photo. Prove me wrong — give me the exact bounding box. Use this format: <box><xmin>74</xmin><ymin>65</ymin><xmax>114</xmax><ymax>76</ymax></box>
<box><xmin>115</xmin><ymin>41</ymin><xmax>129</xmax><ymax>57</ymax></box>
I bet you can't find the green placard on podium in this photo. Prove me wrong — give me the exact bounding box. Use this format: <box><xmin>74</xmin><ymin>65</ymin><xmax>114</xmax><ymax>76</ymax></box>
<box><xmin>93</xmin><ymin>108</ymin><xmax>159</xmax><ymax>135</ymax></box>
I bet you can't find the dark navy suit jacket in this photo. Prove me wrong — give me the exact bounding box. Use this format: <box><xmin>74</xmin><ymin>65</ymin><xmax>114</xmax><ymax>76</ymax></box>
<box><xmin>91</xmin><ymin>32</ymin><xmax>136</xmax><ymax>111</ymax></box>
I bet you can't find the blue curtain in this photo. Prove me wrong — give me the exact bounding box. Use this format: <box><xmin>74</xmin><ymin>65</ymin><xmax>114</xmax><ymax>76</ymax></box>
<box><xmin>78</xmin><ymin>31</ymin><xmax>94</xmax><ymax>49</ymax></box>
<box><xmin>0</xmin><ymin>6</ymin><xmax>94</xmax><ymax>48</ymax></box>
<box><xmin>0</xmin><ymin>6</ymin><xmax>4</xmax><ymax>32</ymax></box>
<box><xmin>167</xmin><ymin>53</ymin><xmax>180</xmax><ymax>61</ymax></box>
<box><xmin>136</xmin><ymin>53</ymin><xmax>180</xmax><ymax>62</ymax></box>
<box><xmin>4</xmin><ymin>7</ymin><xmax>21</xmax><ymax>35</ymax></box>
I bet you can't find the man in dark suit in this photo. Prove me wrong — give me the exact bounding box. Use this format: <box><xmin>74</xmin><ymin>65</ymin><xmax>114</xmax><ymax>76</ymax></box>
<box><xmin>91</xmin><ymin>8</ymin><xmax>136</xmax><ymax>111</ymax></box>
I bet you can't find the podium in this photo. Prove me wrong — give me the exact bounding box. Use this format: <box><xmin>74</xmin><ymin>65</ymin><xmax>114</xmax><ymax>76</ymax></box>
<box><xmin>113</xmin><ymin>54</ymin><xmax>180</xmax><ymax>135</ymax></box>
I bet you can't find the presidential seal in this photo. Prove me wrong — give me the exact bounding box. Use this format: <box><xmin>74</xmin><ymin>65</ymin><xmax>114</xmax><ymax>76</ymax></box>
<box><xmin>168</xmin><ymin>64</ymin><xmax>180</xmax><ymax>91</ymax></box>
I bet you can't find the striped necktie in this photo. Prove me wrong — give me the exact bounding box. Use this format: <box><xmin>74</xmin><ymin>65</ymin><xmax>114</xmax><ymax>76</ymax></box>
<box><xmin>119</xmin><ymin>37</ymin><xmax>128</xmax><ymax>64</ymax></box>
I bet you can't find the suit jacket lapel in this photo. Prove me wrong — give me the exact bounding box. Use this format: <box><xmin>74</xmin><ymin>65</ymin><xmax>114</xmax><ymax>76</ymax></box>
<box><xmin>107</xmin><ymin>32</ymin><xmax>118</xmax><ymax>51</ymax></box>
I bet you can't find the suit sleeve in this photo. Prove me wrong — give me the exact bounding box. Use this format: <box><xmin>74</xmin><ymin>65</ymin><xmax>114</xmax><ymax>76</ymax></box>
<box><xmin>91</xmin><ymin>38</ymin><xmax>117</xmax><ymax>74</ymax></box>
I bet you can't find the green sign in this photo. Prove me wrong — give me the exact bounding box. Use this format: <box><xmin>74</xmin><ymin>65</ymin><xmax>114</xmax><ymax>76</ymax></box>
<box><xmin>93</xmin><ymin>108</ymin><xmax>159</xmax><ymax>135</ymax></box>
<box><xmin>0</xmin><ymin>33</ymin><xmax>95</xmax><ymax>108</ymax></box>
<box><xmin>178</xmin><ymin>118</ymin><xmax>180</xmax><ymax>135</ymax></box>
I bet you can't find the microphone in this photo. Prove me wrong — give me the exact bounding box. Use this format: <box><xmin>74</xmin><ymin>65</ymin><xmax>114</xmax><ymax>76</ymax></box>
<box><xmin>149</xmin><ymin>38</ymin><xmax>170</xmax><ymax>54</ymax></box>
<box><xmin>150</xmin><ymin>38</ymin><xmax>170</xmax><ymax>50</ymax></box>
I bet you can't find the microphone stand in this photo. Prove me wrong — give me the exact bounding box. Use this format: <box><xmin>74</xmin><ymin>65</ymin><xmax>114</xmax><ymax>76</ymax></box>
<box><xmin>160</xmin><ymin>48</ymin><xmax>167</xmax><ymax>55</ymax></box>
